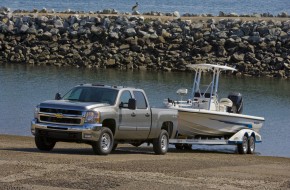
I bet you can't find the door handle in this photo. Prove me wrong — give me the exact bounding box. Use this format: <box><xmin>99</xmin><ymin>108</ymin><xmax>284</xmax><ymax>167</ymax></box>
<box><xmin>131</xmin><ymin>112</ymin><xmax>136</xmax><ymax>117</ymax></box>
<box><xmin>145</xmin><ymin>113</ymin><xmax>150</xmax><ymax>117</ymax></box>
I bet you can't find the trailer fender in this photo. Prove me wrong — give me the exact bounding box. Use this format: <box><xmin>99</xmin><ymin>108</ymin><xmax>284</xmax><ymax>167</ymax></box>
<box><xmin>228</xmin><ymin>129</ymin><xmax>262</xmax><ymax>145</ymax></box>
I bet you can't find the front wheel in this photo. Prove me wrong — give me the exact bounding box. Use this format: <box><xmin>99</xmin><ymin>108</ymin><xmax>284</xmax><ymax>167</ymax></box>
<box><xmin>153</xmin><ymin>129</ymin><xmax>169</xmax><ymax>155</ymax></box>
<box><xmin>237</xmin><ymin>135</ymin><xmax>248</xmax><ymax>154</ymax></box>
<box><xmin>35</xmin><ymin>134</ymin><xmax>56</xmax><ymax>151</ymax></box>
<box><xmin>92</xmin><ymin>127</ymin><xmax>114</xmax><ymax>155</ymax></box>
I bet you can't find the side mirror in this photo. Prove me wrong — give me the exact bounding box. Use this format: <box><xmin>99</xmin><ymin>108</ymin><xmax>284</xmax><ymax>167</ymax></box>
<box><xmin>128</xmin><ymin>98</ymin><xmax>136</xmax><ymax>110</ymax></box>
<box><xmin>119</xmin><ymin>102</ymin><xmax>124</xmax><ymax>108</ymax></box>
<box><xmin>55</xmin><ymin>92</ymin><xmax>61</xmax><ymax>100</ymax></box>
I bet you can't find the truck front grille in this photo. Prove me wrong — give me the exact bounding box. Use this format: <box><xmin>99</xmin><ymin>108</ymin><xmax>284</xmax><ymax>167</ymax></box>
<box><xmin>40</xmin><ymin>116</ymin><xmax>82</xmax><ymax>125</ymax></box>
<box><xmin>39</xmin><ymin>108</ymin><xmax>82</xmax><ymax>115</ymax></box>
<box><xmin>38</xmin><ymin>107</ymin><xmax>84</xmax><ymax>125</ymax></box>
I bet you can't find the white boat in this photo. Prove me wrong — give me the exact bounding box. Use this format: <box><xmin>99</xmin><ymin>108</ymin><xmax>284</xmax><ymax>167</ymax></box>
<box><xmin>164</xmin><ymin>64</ymin><xmax>265</xmax><ymax>138</ymax></box>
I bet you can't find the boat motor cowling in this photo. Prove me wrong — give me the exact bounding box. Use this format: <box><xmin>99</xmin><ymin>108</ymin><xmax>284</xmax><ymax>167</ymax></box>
<box><xmin>227</xmin><ymin>92</ymin><xmax>243</xmax><ymax>114</ymax></box>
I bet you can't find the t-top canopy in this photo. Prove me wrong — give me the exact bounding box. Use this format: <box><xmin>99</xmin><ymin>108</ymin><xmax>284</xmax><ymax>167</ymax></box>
<box><xmin>187</xmin><ymin>64</ymin><xmax>237</xmax><ymax>72</ymax></box>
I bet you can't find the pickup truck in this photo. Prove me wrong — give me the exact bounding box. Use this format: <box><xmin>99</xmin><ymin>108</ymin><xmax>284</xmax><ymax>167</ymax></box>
<box><xmin>31</xmin><ymin>84</ymin><xmax>178</xmax><ymax>155</ymax></box>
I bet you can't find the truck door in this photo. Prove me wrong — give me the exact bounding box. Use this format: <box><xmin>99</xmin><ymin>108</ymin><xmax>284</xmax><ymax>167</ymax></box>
<box><xmin>132</xmin><ymin>91</ymin><xmax>151</xmax><ymax>139</ymax></box>
<box><xmin>117</xmin><ymin>90</ymin><xmax>137</xmax><ymax>139</ymax></box>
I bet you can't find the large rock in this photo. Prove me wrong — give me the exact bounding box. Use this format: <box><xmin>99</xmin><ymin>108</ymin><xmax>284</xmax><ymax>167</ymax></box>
<box><xmin>91</xmin><ymin>26</ymin><xmax>103</xmax><ymax>35</ymax></box>
<box><xmin>109</xmin><ymin>32</ymin><xmax>119</xmax><ymax>39</ymax></box>
<box><xmin>201</xmin><ymin>45</ymin><xmax>212</xmax><ymax>53</ymax></box>
<box><xmin>54</xmin><ymin>19</ymin><xmax>63</xmax><ymax>28</ymax></box>
<box><xmin>125</xmin><ymin>28</ymin><xmax>136</xmax><ymax>37</ymax></box>
<box><xmin>232</xmin><ymin>52</ymin><xmax>245</xmax><ymax>62</ymax></box>
<box><xmin>27</xmin><ymin>28</ymin><xmax>37</xmax><ymax>34</ymax></box>
<box><xmin>0</xmin><ymin>6</ymin><xmax>10</xmax><ymax>14</ymax></box>
<box><xmin>38</xmin><ymin>16</ymin><xmax>49</xmax><ymax>22</ymax></box>
<box><xmin>217</xmin><ymin>46</ymin><xmax>227</xmax><ymax>57</ymax></box>
<box><xmin>20</xmin><ymin>24</ymin><xmax>29</xmax><ymax>33</ymax></box>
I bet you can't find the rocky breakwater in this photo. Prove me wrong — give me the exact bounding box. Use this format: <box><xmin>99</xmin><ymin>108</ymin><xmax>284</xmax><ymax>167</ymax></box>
<box><xmin>0</xmin><ymin>8</ymin><xmax>290</xmax><ymax>78</ymax></box>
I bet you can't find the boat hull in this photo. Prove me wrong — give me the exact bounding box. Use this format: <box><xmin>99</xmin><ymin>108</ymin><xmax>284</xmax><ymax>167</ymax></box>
<box><xmin>177</xmin><ymin>109</ymin><xmax>264</xmax><ymax>137</ymax></box>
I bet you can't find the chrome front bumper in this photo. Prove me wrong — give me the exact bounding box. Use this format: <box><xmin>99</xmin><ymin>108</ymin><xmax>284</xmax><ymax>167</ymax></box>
<box><xmin>31</xmin><ymin>119</ymin><xmax>102</xmax><ymax>142</ymax></box>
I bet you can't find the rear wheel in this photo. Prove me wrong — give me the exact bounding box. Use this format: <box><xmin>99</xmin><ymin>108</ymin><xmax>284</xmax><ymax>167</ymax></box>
<box><xmin>35</xmin><ymin>134</ymin><xmax>56</xmax><ymax>151</ymax></box>
<box><xmin>153</xmin><ymin>130</ymin><xmax>169</xmax><ymax>155</ymax></box>
<box><xmin>92</xmin><ymin>127</ymin><xmax>114</xmax><ymax>155</ymax></box>
<box><xmin>247</xmin><ymin>136</ymin><xmax>255</xmax><ymax>154</ymax></box>
<box><xmin>237</xmin><ymin>135</ymin><xmax>248</xmax><ymax>154</ymax></box>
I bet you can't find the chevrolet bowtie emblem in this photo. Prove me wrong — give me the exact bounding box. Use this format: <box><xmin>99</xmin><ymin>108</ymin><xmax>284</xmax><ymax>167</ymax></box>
<box><xmin>55</xmin><ymin>113</ymin><xmax>64</xmax><ymax>118</ymax></box>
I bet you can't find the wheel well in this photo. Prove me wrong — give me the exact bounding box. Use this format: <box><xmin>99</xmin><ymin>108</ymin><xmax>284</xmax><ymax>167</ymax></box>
<box><xmin>161</xmin><ymin>121</ymin><xmax>173</xmax><ymax>138</ymax></box>
<box><xmin>102</xmin><ymin>119</ymin><xmax>116</xmax><ymax>135</ymax></box>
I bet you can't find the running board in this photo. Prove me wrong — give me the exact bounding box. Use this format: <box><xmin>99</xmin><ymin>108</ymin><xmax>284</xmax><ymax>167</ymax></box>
<box><xmin>169</xmin><ymin>139</ymin><xmax>228</xmax><ymax>145</ymax></box>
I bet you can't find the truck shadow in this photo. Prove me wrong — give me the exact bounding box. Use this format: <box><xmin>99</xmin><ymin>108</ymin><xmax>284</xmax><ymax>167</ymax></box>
<box><xmin>0</xmin><ymin>146</ymin><xmax>241</xmax><ymax>155</ymax></box>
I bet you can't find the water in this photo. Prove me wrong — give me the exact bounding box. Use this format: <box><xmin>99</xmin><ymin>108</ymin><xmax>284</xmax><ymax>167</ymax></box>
<box><xmin>0</xmin><ymin>64</ymin><xmax>290</xmax><ymax>158</ymax></box>
<box><xmin>1</xmin><ymin>0</ymin><xmax>289</xmax><ymax>15</ymax></box>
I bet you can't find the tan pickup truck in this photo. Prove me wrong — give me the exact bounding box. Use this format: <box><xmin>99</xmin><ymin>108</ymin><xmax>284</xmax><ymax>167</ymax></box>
<box><xmin>31</xmin><ymin>84</ymin><xmax>178</xmax><ymax>155</ymax></box>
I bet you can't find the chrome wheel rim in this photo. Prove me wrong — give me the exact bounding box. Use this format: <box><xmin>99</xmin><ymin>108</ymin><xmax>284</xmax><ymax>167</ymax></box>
<box><xmin>161</xmin><ymin>135</ymin><xmax>168</xmax><ymax>151</ymax></box>
<box><xmin>249</xmin><ymin>137</ymin><xmax>255</xmax><ymax>152</ymax></box>
<box><xmin>101</xmin><ymin>133</ymin><xmax>111</xmax><ymax>151</ymax></box>
<box><xmin>243</xmin><ymin>136</ymin><xmax>248</xmax><ymax>153</ymax></box>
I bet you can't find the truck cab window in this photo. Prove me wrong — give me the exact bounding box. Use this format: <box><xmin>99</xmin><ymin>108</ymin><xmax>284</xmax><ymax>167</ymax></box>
<box><xmin>133</xmin><ymin>91</ymin><xmax>147</xmax><ymax>109</ymax></box>
<box><xmin>119</xmin><ymin>90</ymin><xmax>132</xmax><ymax>106</ymax></box>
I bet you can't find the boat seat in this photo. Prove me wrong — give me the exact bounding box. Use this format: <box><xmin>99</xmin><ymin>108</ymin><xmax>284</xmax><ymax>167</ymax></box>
<box><xmin>219</xmin><ymin>98</ymin><xmax>233</xmax><ymax>107</ymax></box>
<box><xmin>219</xmin><ymin>98</ymin><xmax>233</xmax><ymax>112</ymax></box>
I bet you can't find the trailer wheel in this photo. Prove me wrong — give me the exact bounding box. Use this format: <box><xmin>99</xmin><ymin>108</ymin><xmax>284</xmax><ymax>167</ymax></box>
<box><xmin>35</xmin><ymin>134</ymin><xmax>56</xmax><ymax>151</ymax></box>
<box><xmin>153</xmin><ymin>130</ymin><xmax>169</xmax><ymax>155</ymax></box>
<box><xmin>237</xmin><ymin>135</ymin><xmax>248</xmax><ymax>154</ymax></box>
<box><xmin>247</xmin><ymin>136</ymin><xmax>255</xmax><ymax>154</ymax></box>
<box><xmin>92</xmin><ymin>127</ymin><xmax>114</xmax><ymax>155</ymax></box>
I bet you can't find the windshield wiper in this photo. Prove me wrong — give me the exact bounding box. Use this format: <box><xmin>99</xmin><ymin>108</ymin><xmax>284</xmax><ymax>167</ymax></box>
<box><xmin>67</xmin><ymin>98</ymin><xmax>79</xmax><ymax>101</ymax></box>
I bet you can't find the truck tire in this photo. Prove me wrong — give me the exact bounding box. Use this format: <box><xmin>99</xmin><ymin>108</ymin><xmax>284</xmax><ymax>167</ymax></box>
<box><xmin>153</xmin><ymin>129</ymin><xmax>169</xmax><ymax>155</ymax></box>
<box><xmin>35</xmin><ymin>134</ymin><xmax>56</xmax><ymax>151</ymax></box>
<box><xmin>92</xmin><ymin>127</ymin><xmax>114</xmax><ymax>155</ymax></box>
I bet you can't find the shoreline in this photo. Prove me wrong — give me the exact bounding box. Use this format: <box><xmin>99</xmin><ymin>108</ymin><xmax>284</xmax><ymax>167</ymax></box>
<box><xmin>0</xmin><ymin>8</ymin><xmax>290</xmax><ymax>78</ymax></box>
<box><xmin>0</xmin><ymin>134</ymin><xmax>290</xmax><ymax>189</ymax></box>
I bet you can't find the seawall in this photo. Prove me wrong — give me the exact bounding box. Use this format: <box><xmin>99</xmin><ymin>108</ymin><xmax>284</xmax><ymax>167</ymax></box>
<box><xmin>0</xmin><ymin>8</ymin><xmax>290</xmax><ymax>78</ymax></box>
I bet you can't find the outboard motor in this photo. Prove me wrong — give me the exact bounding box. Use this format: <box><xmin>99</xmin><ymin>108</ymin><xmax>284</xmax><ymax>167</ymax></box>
<box><xmin>227</xmin><ymin>92</ymin><xmax>243</xmax><ymax>114</ymax></box>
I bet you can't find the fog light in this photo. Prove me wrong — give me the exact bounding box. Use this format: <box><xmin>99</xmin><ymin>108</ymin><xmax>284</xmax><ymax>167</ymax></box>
<box><xmin>84</xmin><ymin>134</ymin><xmax>92</xmax><ymax>139</ymax></box>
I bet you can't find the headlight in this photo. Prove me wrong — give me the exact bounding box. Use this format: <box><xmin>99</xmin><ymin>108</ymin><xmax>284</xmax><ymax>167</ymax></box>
<box><xmin>85</xmin><ymin>111</ymin><xmax>100</xmax><ymax>123</ymax></box>
<box><xmin>34</xmin><ymin>106</ymin><xmax>39</xmax><ymax>119</ymax></box>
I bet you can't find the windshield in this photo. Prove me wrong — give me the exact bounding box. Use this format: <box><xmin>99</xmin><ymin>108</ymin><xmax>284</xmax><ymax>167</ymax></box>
<box><xmin>62</xmin><ymin>86</ymin><xmax>118</xmax><ymax>105</ymax></box>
